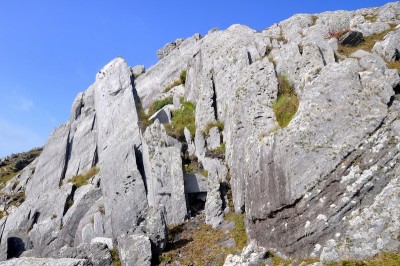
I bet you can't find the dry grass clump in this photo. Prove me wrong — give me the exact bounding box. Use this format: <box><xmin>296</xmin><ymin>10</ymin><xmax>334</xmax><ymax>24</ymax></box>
<box><xmin>272</xmin><ymin>74</ymin><xmax>299</xmax><ymax>128</ymax></box>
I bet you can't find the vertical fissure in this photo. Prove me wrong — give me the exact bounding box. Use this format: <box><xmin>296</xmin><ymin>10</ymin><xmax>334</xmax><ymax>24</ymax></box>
<box><xmin>211</xmin><ymin>74</ymin><xmax>218</xmax><ymax>121</ymax></box>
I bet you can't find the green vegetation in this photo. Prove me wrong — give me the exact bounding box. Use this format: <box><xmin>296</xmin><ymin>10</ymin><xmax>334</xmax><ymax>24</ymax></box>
<box><xmin>311</xmin><ymin>15</ymin><xmax>318</xmax><ymax>25</ymax></box>
<box><xmin>225</xmin><ymin>212</ymin><xmax>247</xmax><ymax>250</ymax></box>
<box><xmin>180</xmin><ymin>70</ymin><xmax>187</xmax><ymax>85</ymax></box>
<box><xmin>10</xmin><ymin>191</ymin><xmax>26</xmax><ymax>207</ymax></box>
<box><xmin>203</xmin><ymin>120</ymin><xmax>224</xmax><ymax>136</ymax></box>
<box><xmin>272</xmin><ymin>74</ymin><xmax>299</xmax><ymax>128</ymax></box>
<box><xmin>0</xmin><ymin>148</ymin><xmax>42</xmax><ymax>189</ymax></box>
<box><xmin>111</xmin><ymin>248</ymin><xmax>122</xmax><ymax>266</ymax></box>
<box><xmin>200</xmin><ymin>170</ymin><xmax>209</xmax><ymax>177</ymax></box>
<box><xmin>183</xmin><ymin>156</ymin><xmax>205</xmax><ymax>175</ymax></box>
<box><xmin>69</xmin><ymin>166</ymin><xmax>99</xmax><ymax>188</ymax></box>
<box><xmin>163</xmin><ymin>70</ymin><xmax>187</xmax><ymax>93</ymax></box>
<box><xmin>338</xmin><ymin>24</ymin><xmax>397</xmax><ymax>56</ymax></box>
<box><xmin>165</xmin><ymin>100</ymin><xmax>196</xmax><ymax>140</ymax></box>
<box><xmin>267</xmin><ymin>252</ymin><xmax>400</xmax><ymax>266</ymax></box>
<box><xmin>158</xmin><ymin>221</ymin><xmax>235</xmax><ymax>266</ymax></box>
<box><xmin>148</xmin><ymin>96</ymin><xmax>174</xmax><ymax>117</ymax></box>
<box><xmin>205</xmin><ymin>143</ymin><xmax>226</xmax><ymax>159</ymax></box>
<box><xmin>387</xmin><ymin>60</ymin><xmax>400</xmax><ymax>73</ymax></box>
<box><xmin>365</xmin><ymin>14</ymin><xmax>378</xmax><ymax>23</ymax></box>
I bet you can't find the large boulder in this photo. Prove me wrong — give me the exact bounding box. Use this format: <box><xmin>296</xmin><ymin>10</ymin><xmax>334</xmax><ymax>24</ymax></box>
<box><xmin>142</xmin><ymin>120</ymin><xmax>187</xmax><ymax>225</ymax></box>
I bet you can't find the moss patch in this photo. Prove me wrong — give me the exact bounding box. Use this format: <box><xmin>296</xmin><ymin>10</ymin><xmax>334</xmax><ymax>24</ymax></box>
<box><xmin>69</xmin><ymin>166</ymin><xmax>99</xmax><ymax>188</ymax></box>
<box><xmin>225</xmin><ymin>212</ymin><xmax>247</xmax><ymax>250</ymax></box>
<box><xmin>272</xmin><ymin>74</ymin><xmax>299</xmax><ymax>128</ymax></box>
<box><xmin>111</xmin><ymin>248</ymin><xmax>122</xmax><ymax>266</ymax></box>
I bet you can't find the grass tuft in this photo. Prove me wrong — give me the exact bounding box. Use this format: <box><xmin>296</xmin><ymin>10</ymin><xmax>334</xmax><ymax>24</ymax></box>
<box><xmin>272</xmin><ymin>75</ymin><xmax>299</xmax><ymax>128</ymax></box>
<box><xmin>163</xmin><ymin>70</ymin><xmax>187</xmax><ymax>93</ymax></box>
<box><xmin>203</xmin><ymin>121</ymin><xmax>224</xmax><ymax>136</ymax></box>
<box><xmin>164</xmin><ymin>100</ymin><xmax>196</xmax><ymax>140</ymax></box>
<box><xmin>69</xmin><ymin>166</ymin><xmax>99</xmax><ymax>188</ymax></box>
<box><xmin>387</xmin><ymin>60</ymin><xmax>400</xmax><ymax>73</ymax></box>
<box><xmin>205</xmin><ymin>143</ymin><xmax>226</xmax><ymax>159</ymax></box>
<box><xmin>148</xmin><ymin>96</ymin><xmax>173</xmax><ymax>117</ymax></box>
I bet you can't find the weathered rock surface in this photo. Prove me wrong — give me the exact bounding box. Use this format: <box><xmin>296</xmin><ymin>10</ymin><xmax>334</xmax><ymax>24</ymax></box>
<box><xmin>142</xmin><ymin>120</ymin><xmax>187</xmax><ymax>225</ymax></box>
<box><xmin>0</xmin><ymin>257</ymin><xmax>89</xmax><ymax>266</ymax></box>
<box><xmin>1</xmin><ymin>1</ymin><xmax>400</xmax><ymax>265</ymax></box>
<box><xmin>117</xmin><ymin>234</ymin><xmax>152</xmax><ymax>266</ymax></box>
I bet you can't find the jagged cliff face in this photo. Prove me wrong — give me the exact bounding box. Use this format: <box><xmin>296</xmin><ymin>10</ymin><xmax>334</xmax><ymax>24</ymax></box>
<box><xmin>1</xmin><ymin>2</ymin><xmax>400</xmax><ymax>265</ymax></box>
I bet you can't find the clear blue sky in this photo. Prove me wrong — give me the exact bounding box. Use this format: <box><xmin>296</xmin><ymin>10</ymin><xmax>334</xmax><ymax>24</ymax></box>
<box><xmin>0</xmin><ymin>0</ymin><xmax>393</xmax><ymax>157</ymax></box>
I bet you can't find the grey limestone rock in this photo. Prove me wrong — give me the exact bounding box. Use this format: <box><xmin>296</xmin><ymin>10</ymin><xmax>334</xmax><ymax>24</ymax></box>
<box><xmin>53</xmin><ymin>242</ymin><xmax>112</xmax><ymax>266</ymax></box>
<box><xmin>373</xmin><ymin>29</ymin><xmax>400</xmax><ymax>62</ymax></box>
<box><xmin>206</xmin><ymin>127</ymin><xmax>221</xmax><ymax>150</ymax></box>
<box><xmin>142</xmin><ymin>120</ymin><xmax>187</xmax><ymax>225</ymax></box>
<box><xmin>0</xmin><ymin>257</ymin><xmax>90</xmax><ymax>266</ymax></box>
<box><xmin>223</xmin><ymin>241</ymin><xmax>268</xmax><ymax>266</ymax></box>
<box><xmin>94</xmin><ymin>57</ymin><xmax>148</xmax><ymax>239</ymax></box>
<box><xmin>117</xmin><ymin>234</ymin><xmax>152</xmax><ymax>266</ymax></box>
<box><xmin>143</xmin><ymin>206</ymin><xmax>168</xmax><ymax>254</ymax></box>
<box><xmin>131</xmin><ymin>65</ymin><xmax>145</xmax><ymax>78</ymax></box>
<box><xmin>205</xmin><ymin>168</ymin><xmax>225</xmax><ymax>228</ymax></box>
<box><xmin>148</xmin><ymin>105</ymin><xmax>172</xmax><ymax>124</ymax></box>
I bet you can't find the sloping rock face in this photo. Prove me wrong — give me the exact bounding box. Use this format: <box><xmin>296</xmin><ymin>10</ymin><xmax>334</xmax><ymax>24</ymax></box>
<box><xmin>1</xmin><ymin>1</ymin><xmax>400</xmax><ymax>264</ymax></box>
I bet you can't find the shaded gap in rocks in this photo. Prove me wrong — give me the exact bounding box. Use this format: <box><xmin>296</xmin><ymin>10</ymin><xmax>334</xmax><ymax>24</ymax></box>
<box><xmin>130</xmin><ymin>75</ymin><xmax>148</xmax><ymax>133</ymax></box>
<box><xmin>6</xmin><ymin>237</ymin><xmax>25</xmax><ymax>259</ymax></box>
<box><xmin>92</xmin><ymin>146</ymin><xmax>99</xmax><ymax>167</ymax></box>
<box><xmin>247</xmin><ymin>51</ymin><xmax>253</xmax><ymax>65</ymax></box>
<box><xmin>387</xmin><ymin>84</ymin><xmax>400</xmax><ymax>108</ymax></box>
<box><xmin>59</xmin><ymin>130</ymin><xmax>72</xmax><ymax>187</ymax></box>
<box><xmin>62</xmin><ymin>186</ymin><xmax>77</xmax><ymax>216</ymax></box>
<box><xmin>187</xmin><ymin>192</ymin><xmax>206</xmax><ymax>217</ymax></box>
<box><xmin>211</xmin><ymin>74</ymin><xmax>218</xmax><ymax>121</ymax></box>
<box><xmin>28</xmin><ymin>212</ymin><xmax>40</xmax><ymax>232</ymax></box>
<box><xmin>318</xmin><ymin>47</ymin><xmax>327</xmax><ymax>66</ymax></box>
<box><xmin>0</xmin><ymin>217</ymin><xmax>7</xmax><ymax>244</ymax></box>
<box><xmin>91</xmin><ymin>114</ymin><xmax>96</xmax><ymax>131</ymax></box>
<box><xmin>220</xmin><ymin>181</ymin><xmax>229</xmax><ymax>211</ymax></box>
<box><xmin>134</xmin><ymin>144</ymin><xmax>147</xmax><ymax>194</ymax></box>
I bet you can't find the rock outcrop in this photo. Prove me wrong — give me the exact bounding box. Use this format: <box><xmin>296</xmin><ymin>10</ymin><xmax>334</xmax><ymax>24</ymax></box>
<box><xmin>1</xmin><ymin>1</ymin><xmax>400</xmax><ymax>265</ymax></box>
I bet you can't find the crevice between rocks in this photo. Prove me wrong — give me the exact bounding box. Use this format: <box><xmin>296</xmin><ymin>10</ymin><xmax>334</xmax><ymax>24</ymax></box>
<box><xmin>134</xmin><ymin>144</ymin><xmax>147</xmax><ymax>195</ymax></box>
<box><xmin>59</xmin><ymin>130</ymin><xmax>72</xmax><ymax>187</ymax></box>
<box><xmin>211</xmin><ymin>74</ymin><xmax>218</xmax><ymax>121</ymax></box>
